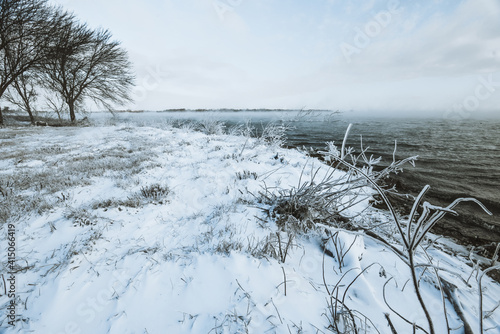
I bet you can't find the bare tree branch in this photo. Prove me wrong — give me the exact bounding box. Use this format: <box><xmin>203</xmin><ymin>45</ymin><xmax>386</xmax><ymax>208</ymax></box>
<box><xmin>0</xmin><ymin>0</ymin><xmax>73</xmax><ymax>124</ymax></box>
<box><xmin>41</xmin><ymin>21</ymin><xmax>135</xmax><ymax>122</ymax></box>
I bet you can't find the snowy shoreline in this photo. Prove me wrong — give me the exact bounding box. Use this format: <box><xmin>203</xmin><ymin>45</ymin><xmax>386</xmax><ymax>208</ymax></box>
<box><xmin>1</xmin><ymin>122</ymin><xmax>499</xmax><ymax>333</ymax></box>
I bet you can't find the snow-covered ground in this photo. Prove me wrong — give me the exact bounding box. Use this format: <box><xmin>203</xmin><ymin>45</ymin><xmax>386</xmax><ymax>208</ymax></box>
<box><xmin>1</xmin><ymin>118</ymin><xmax>499</xmax><ymax>333</ymax></box>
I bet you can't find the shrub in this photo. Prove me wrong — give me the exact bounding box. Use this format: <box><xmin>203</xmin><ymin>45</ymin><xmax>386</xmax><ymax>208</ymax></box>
<box><xmin>258</xmin><ymin>164</ymin><xmax>358</xmax><ymax>234</ymax></box>
<box><xmin>197</xmin><ymin>119</ymin><xmax>226</xmax><ymax>135</ymax></box>
<box><xmin>140</xmin><ymin>183</ymin><xmax>170</xmax><ymax>202</ymax></box>
<box><xmin>235</xmin><ymin>170</ymin><xmax>258</xmax><ymax>180</ymax></box>
<box><xmin>259</xmin><ymin>122</ymin><xmax>291</xmax><ymax>147</ymax></box>
<box><xmin>65</xmin><ymin>208</ymin><xmax>97</xmax><ymax>227</ymax></box>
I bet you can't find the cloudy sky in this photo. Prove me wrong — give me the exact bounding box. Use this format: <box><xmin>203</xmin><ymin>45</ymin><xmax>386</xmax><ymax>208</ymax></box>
<box><xmin>50</xmin><ymin>0</ymin><xmax>500</xmax><ymax>117</ymax></box>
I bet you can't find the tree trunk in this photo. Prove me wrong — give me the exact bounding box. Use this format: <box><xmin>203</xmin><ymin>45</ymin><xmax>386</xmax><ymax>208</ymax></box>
<box><xmin>0</xmin><ymin>108</ymin><xmax>3</xmax><ymax>126</ymax></box>
<box><xmin>69</xmin><ymin>102</ymin><xmax>76</xmax><ymax>122</ymax></box>
<box><xmin>26</xmin><ymin>107</ymin><xmax>35</xmax><ymax>125</ymax></box>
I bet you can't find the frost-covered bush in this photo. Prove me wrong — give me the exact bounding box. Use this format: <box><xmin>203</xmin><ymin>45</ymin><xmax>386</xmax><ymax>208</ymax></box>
<box><xmin>140</xmin><ymin>183</ymin><xmax>170</xmax><ymax>202</ymax></box>
<box><xmin>197</xmin><ymin>119</ymin><xmax>226</xmax><ymax>135</ymax></box>
<box><xmin>259</xmin><ymin>122</ymin><xmax>291</xmax><ymax>147</ymax></box>
<box><xmin>258</xmin><ymin>158</ymin><xmax>367</xmax><ymax>234</ymax></box>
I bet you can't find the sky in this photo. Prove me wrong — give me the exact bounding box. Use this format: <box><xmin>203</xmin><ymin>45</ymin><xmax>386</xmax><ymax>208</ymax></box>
<box><xmin>49</xmin><ymin>0</ymin><xmax>500</xmax><ymax>118</ymax></box>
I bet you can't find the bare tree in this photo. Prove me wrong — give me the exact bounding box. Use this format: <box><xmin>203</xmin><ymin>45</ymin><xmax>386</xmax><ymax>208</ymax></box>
<box><xmin>5</xmin><ymin>69</ymin><xmax>39</xmax><ymax>124</ymax></box>
<box><xmin>44</xmin><ymin>90</ymin><xmax>69</xmax><ymax>122</ymax></box>
<box><xmin>0</xmin><ymin>0</ymin><xmax>71</xmax><ymax>125</ymax></box>
<box><xmin>42</xmin><ymin>21</ymin><xmax>134</xmax><ymax>122</ymax></box>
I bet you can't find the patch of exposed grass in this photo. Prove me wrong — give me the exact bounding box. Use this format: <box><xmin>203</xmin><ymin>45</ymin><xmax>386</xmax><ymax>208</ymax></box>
<box><xmin>64</xmin><ymin>207</ymin><xmax>114</xmax><ymax>228</ymax></box>
<box><xmin>91</xmin><ymin>197</ymin><xmax>143</xmax><ymax>210</ymax></box>
<box><xmin>235</xmin><ymin>170</ymin><xmax>258</xmax><ymax>180</ymax></box>
<box><xmin>0</xmin><ymin>192</ymin><xmax>58</xmax><ymax>223</ymax></box>
<box><xmin>0</xmin><ymin>126</ymin><xmax>166</xmax><ymax>222</ymax></box>
<box><xmin>65</xmin><ymin>208</ymin><xmax>97</xmax><ymax>227</ymax></box>
<box><xmin>140</xmin><ymin>183</ymin><xmax>170</xmax><ymax>202</ymax></box>
<box><xmin>91</xmin><ymin>184</ymin><xmax>170</xmax><ymax>211</ymax></box>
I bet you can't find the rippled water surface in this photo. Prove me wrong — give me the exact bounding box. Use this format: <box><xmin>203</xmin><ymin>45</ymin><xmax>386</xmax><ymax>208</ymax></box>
<box><xmin>109</xmin><ymin>111</ymin><xmax>500</xmax><ymax>247</ymax></box>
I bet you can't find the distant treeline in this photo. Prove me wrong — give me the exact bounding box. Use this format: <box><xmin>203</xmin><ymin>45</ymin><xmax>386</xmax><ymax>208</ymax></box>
<box><xmin>156</xmin><ymin>108</ymin><xmax>335</xmax><ymax>113</ymax></box>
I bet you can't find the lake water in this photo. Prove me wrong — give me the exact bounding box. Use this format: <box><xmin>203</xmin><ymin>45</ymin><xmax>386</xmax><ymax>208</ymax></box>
<box><xmin>107</xmin><ymin>110</ymin><xmax>500</xmax><ymax>252</ymax></box>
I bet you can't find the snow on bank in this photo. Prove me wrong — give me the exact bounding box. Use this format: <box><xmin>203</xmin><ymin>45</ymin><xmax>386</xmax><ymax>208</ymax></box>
<box><xmin>0</xmin><ymin>122</ymin><xmax>499</xmax><ymax>333</ymax></box>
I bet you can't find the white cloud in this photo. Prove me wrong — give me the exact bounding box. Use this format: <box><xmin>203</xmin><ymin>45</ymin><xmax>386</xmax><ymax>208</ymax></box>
<box><xmin>47</xmin><ymin>0</ymin><xmax>500</xmax><ymax>115</ymax></box>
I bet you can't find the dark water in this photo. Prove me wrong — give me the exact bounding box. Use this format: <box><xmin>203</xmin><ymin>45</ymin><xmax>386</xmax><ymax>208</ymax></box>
<box><xmin>156</xmin><ymin>111</ymin><xmax>500</xmax><ymax>252</ymax></box>
<box><xmin>285</xmin><ymin>115</ymin><xmax>500</xmax><ymax>253</ymax></box>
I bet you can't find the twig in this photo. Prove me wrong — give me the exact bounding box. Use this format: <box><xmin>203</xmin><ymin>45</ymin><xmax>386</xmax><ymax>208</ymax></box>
<box><xmin>441</xmin><ymin>279</ymin><xmax>474</xmax><ymax>334</ymax></box>
<box><xmin>392</xmin><ymin>140</ymin><xmax>397</xmax><ymax>165</ymax></box>
<box><xmin>341</xmin><ymin>263</ymin><xmax>377</xmax><ymax>308</ymax></box>
<box><xmin>281</xmin><ymin>266</ymin><xmax>287</xmax><ymax>296</ymax></box>
<box><xmin>385</xmin><ymin>313</ymin><xmax>399</xmax><ymax>334</ymax></box>
<box><xmin>421</xmin><ymin>248</ymin><xmax>451</xmax><ymax>334</ymax></box>
<box><xmin>409</xmin><ymin>250</ymin><xmax>435</xmax><ymax>334</ymax></box>
<box><xmin>271</xmin><ymin>298</ymin><xmax>283</xmax><ymax>324</ymax></box>
<box><xmin>341</xmin><ymin>123</ymin><xmax>352</xmax><ymax>160</ymax></box>
<box><xmin>478</xmin><ymin>264</ymin><xmax>500</xmax><ymax>334</ymax></box>
<box><xmin>383</xmin><ymin>277</ymin><xmax>430</xmax><ymax>334</ymax></box>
